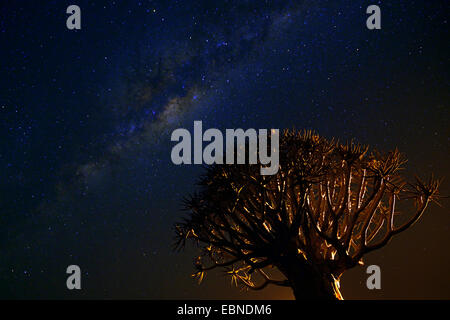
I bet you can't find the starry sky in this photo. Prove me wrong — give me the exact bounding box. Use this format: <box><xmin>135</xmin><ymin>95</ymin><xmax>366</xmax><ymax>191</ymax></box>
<box><xmin>0</xmin><ymin>0</ymin><xmax>448</xmax><ymax>299</ymax></box>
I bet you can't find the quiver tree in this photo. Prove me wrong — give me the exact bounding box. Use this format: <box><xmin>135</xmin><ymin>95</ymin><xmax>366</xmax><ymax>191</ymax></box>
<box><xmin>174</xmin><ymin>130</ymin><xmax>441</xmax><ymax>300</ymax></box>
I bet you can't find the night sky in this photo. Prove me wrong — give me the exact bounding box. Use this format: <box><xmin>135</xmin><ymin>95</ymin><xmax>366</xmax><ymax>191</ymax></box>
<box><xmin>0</xmin><ymin>0</ymin><xmax>448</xmax><ymax>299</ymax></box>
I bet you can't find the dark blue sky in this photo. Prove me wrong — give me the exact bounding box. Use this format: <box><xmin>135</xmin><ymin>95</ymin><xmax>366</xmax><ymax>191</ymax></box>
<box><xmin>0</xmin><ymin>0</ymin><xmax>448</xmax><ymax>299</ymax></box>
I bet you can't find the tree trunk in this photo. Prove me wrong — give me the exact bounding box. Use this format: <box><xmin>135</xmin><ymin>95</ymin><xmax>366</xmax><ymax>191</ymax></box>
<box><xmin>277</xmin><ymin>255</ymin><xmax>343</xmax><ymax>300</ymax></box>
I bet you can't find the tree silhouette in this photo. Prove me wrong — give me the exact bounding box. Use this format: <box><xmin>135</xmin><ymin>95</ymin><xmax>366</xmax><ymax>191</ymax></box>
<box><xmin>174</xmin><ymin>130</ymin><xmax>441</xmax><ymax>299</ymax></box>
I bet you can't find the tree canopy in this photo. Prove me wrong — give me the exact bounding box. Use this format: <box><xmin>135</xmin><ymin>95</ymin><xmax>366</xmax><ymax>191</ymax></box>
<box><xmin>174</xmin><ymin>130</ymin><xmax>441</xmax><ymax>299</ymax></box>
